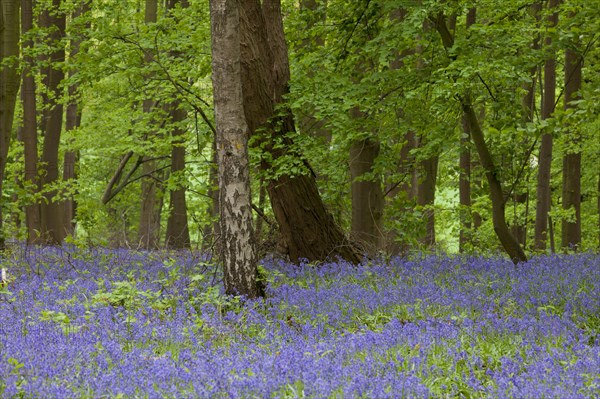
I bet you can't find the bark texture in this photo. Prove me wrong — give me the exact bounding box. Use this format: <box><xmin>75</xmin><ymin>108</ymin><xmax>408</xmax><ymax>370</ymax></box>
<box><xmin>0</xmin><ymin>0</ymin><xmax>20</xmax><ymax>249</ymax></box>
<box><xmin>350</xmin><ymin>137</ymin><xmax>383</xmax><ymax>252</ymax></box>
<box><xmin>165</xmin><ymin>105</ymin><xmax>191</xmax><ymax>249</ymax></box>
<box><xmin>561</xmin><ymin>46</ymin><xmax>582</xmax><ymax>249</ymax></box>
<box><xmin>138</xmin><ymin>0</ymin><xmax>162</xmax><ymax>249</ymax></box>
<box><xmin>417</xmin><ymin>153</ymin><xmax>438</xmax><ymax>247</ymax></box>
<box><xmin>240</xmin><ymin>0</ymin><xmax>360</xmax><ymax>263</ymax></box>
<box><xmin>39</xmin><ymin>0</ymin><xmax>66</xmax><ymax>244</ymax></box>
<box><xmin>534</xmin><ymin>0</ymin><xmax>558</xmax><ymax>251</ymax></box>
<box><xmin>349</xmin><ymin>108</ymin><xmax>383</xmax><ymax>253</ymax></box>
<box><xmin>165</xmin><ymin>0</ymin><xmax>191</xmax><ymax>249</ymax></box>
<box><xmin>210</xmin><ymin>0</ymin><xmax>260</xmax><ymax>298</ymax></box>
<box><xmin>21</xmin><ymin>0</ymin><xmax>41</xmax><ymax>243</ymax></box>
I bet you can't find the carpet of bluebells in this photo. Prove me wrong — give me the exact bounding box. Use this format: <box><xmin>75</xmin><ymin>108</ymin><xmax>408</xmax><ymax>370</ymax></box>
<box><xmin>0</xmin><ymin>247</ymin><xmax>599</xmax><ymax>398</ymax></box>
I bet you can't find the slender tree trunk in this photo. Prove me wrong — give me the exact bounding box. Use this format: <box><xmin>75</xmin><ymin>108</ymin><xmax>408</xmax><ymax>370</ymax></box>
<box><xmin>414</xmin><ymin>17</ymin><xmax>437</xmax><ymax>248</ymax></box>
<box><xmin>138</xmin><ymin>0</ymin><xmax>162</xmax><ymax>249</ymax></box>
<box><xmin>350</xmin><ymin>133</ymin><xmax>383</xmax><ymax>253</ymax></box>
<box><xmin>210</xmin><ymin>0</ymin><xmax>260</xmax><ymax>298</ymax></box>
<box><xmin>0</xmin><ymin>0</ymin><xmax>20</xmax><ymax>249</ymax></box>
<box><xmin>432</xmin><ymin>11</ymin><xmax>526</xmax><ymax>263</ymax></box>
<box><xmin>21</xmin><ymin>0</ymin><xmax>41</xmax><ymax>244</ymax></box>
<box><xmin>202</xmin><ymin>136</ymin><xmax>220</xmax><ymax>250</ymax></box>
<box><xmin>165</xmin><ymin>105</ymin><xmax>191</xmax><ymax>249</ymax></box>
<box><xmin>38</xmin><ymin>0</ymin><xmax>66</xmax><ymax>245</ymax></box>
<box><xmin>164</xmin><ymin>0</ymin><xmax>190</xmax><ymax>250</ymax></box>
<box><xmin>561</xmin><ymin>46</ymin><xmax>582</xmax><ymax>250</ymax></box>
<box><xmin>463</xmin><ymin>103</ymin><xmax>527</xmax><ymax>263</ymax></box>
<box><xmin>417</xmin><ymin>152</ymin><xmax>438</xmax><ymax>247</ymax></box>
<box><xmin>511</xmin><ymin>2</ymin><xmax>541</xmax><ymax>250</ymax></box>
<box><xmin>240</xmin><ymin>0</ymin><xmax>360</xmax><ymax>263</ymax></box>
<box><xmin>62</xmin><ymin>1</ymin><xmax>89</xmax><ymax>237</ymax></box>
<box><xmin>534</xmin><ymin>0</ymin><xmax>558</xmax><ymax>251</ymax></box>
<box><xmin>459</xmin><ymin>114</ymin><xmax>472</xmax><ymax>252</ymax></box>
<box><xmin>385</xmin><ymin>7</ymin><xmax>416</xmax><ymax>254</ymax></box>
<box><xmin>458</xmin><ymin>7</ymin><xmax>477</xmax><ymax>253</ymax></box>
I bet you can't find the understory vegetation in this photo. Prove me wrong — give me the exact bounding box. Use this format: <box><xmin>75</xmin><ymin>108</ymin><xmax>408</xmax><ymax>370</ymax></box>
<box><xmin>1</xmin><ymin>247</ymin><xmax>598</xmax><ymax>398</ymax></box>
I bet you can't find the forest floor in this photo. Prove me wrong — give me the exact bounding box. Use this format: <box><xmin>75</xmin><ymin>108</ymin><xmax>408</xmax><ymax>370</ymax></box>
<box><xmin>0</xmin><ymin>246</ymin><xmax>599</xmax><ymax>398</ymax></box>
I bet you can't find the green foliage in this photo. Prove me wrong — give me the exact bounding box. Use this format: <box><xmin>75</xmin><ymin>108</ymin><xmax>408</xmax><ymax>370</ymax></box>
<box><xmin>1</xmin><ymin>0</ymin><xmax>598</xmax><ymax>254</ymax></box>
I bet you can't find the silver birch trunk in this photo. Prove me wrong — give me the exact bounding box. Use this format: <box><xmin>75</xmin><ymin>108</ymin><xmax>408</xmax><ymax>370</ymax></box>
<box><xmin>210</xmin><ymin>0</ymin><xmax>260</xmax><ymax>298</ymax></box>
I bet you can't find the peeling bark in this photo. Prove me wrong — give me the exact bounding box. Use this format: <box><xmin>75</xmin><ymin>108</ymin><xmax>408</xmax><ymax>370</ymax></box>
<box><xmin>210</xmin><ymin>0</ymin><xmax>260</xmax><ymax>297</ymax></box>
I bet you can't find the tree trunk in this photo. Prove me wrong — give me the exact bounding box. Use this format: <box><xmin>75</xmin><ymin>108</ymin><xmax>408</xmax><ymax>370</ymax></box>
<box><xmin>240</xmin><ymin>0</ymin><xmax>360</xmax><ymax>263</ymax></box>
<box><xmin>463</xmin><ymin>102</ymin><xmax>527</xmax><ymax>263</ymax></box>
<box><xmin>350</xmin><ymin>134</ymin><xmax>383</xmax><ymax>253</ymax></box>
<box><xmin>39</xmin><ymin>0</ymin><xmax>66</xmax><ymax>245</ymax></box>
<box><xmin>510</xmin><ymin>2</ymin><xmax>541</xmax><ymax>250</ymax></box>
<box><xmin>21</xmin><ymin>0</ymin><xmax>41</xmax><ymax>244</ymax></box>
<box><xmin>459</xmin><ymin>114</ymin><xmax>472</xmax><ymax>252</ymax></box>
<box><xmin>165</xmin><ymin>105</ymin><xmax>191</xmax><ymax>249</ymax></box>
<box><xmin>209</xmin><ymin>0</ymin><xmax>260</xmax><ymax>298</ymax></box>
<box><xmin>458</xmin><ymin>7</ymin><xmax>476</xmax><ymax>253</ymax></box>
<box><xmin>0</xmin><ymin>0</ymin><xmax>20</xmax><ymax>250</ymax></box>
<box><xmin>138</xmin><ymin>0</ymin><xmax>162</xmax><ymax>249</ymax></box>
<box><xmin>417</xmin><ymin>152</ymin><xmax>438</xmax><ymax>247</ymax></box>
<box><xmin>534</xmin><ymin>0</ymin><xmax>558</xmax><ymax>251</ymax></box>
<box><xmin>202</xmin><ymin>136</ymin><xmax>220</xmax><ymax>250</ymax></box>
<box><xmin>561</xmin><ymin>46</ymin><xmax>582</xmax><ymax>250</ymax></box>
<box><xmin>412</xmin><ymin>16</ymin><xmax>438</xmax><ymax>248</ymax></box>
<box><xmin>164</xmin><ymin>0</ymin><xmax>190</xmax><ymax>250</ymax></box>
<box><xmin>62</xmin><ymin>1</ymin><xmax>89</xmax><ymax>237</ymax></box>
<box><xmin>385</xmin><ymin>7</ymin><xmax>417</xmax><ymax>255</ymax></box>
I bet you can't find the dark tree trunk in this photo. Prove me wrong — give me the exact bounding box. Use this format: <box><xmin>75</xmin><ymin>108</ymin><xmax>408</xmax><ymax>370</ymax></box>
<box><xmin>561</xmin><ymin>46</ymin><xmax>582</xmax><ymax>250</ymax></box>
<box><xmin>210</xmin><ymin>0</ymin><xmax>260</xmax><ymax>298</ymax></box>
<box><xmin>21</xmin><ymin>0</ymin><xmax>41</xmax><ymax>244</ymax></box>
<box><xmin>138</xmin><ymin>159</ymin><xmax>163</xmax><ymax>249</ymax></box>
<box><xmin>417</xmin><ymin>152</ymin><xmax>438</xmax><ymax>247</ymax></box>
<box><xmin>240</xmin><ymin>0</ymin><xmax>360</xmax><ymax>263</ymax></box>
<box><xmin>463</xmin><ymin>103</ymin><xmax>527</xmax><ymax>263</ymax></box>
<box><xmin>0</xmin><ymin>0</ymin><xmax>20</xmax><ymax>249</ymax></box>
<box><xmin>138</xmin><ymin>0</ymin><xmax>162</xmax><ymax>249</ymax></box>
<box><xmin>165</xmin><ymin>105</ymin><xmax>191</xmax><ymax>249</ymax></box>
<box><xmin>38</xmin><ymin>0</ymin><xmax>66</xmax><ymax>245</ymax></box>
<box><xmin>164</xmin><ymin>0</ymin><xmax>191</xmax><ymax>250</ymax></box>
<box><xmin>534</xmin><ymin>0</ymin><xmax>558</xmax><ymax>251</ymax></box>
<box><xmin>350</xmin><ymin>135</ymin><xmax>383</xmax><ymax>253</ymax></box>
